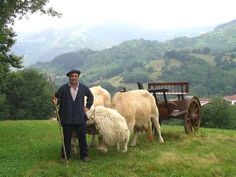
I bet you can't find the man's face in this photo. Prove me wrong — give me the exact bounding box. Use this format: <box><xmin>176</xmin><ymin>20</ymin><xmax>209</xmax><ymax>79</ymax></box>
<box><xmin>69</xmin><ymin>73</ymin><xmax>79</xmax><ymax>85</ymax></box>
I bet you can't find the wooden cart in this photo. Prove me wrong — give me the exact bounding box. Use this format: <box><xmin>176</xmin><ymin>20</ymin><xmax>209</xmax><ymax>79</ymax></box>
<box><xmin>138</xmin><ymin>82</ymin><xmax>201</xmax><ymax>134</ymax></box>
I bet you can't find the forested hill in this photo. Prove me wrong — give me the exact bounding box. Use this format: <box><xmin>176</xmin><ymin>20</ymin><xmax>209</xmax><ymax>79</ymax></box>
<box><xmin>32</xmin><ymin>19</ymin><xmax>236</xmax><ymax>96</ymax></box>
<box><xmin>165</xmin><ymin>19</ymin><xmax>236</xmax><ymax>53</ymax></box>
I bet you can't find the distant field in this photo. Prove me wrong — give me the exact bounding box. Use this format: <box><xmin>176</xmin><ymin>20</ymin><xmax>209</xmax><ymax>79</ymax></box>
<box><xmin>190</xmin><ymin>54</ymin><xmax>216</xmax><ymax>65</ymax></box>
<box><xmin>146</xmin><ymin>58</ymin><xmax>182</xmax><ymax>70</ymax></box>
<box><xmin>0</xmin><ymin>120</ymin><xmax>236</xmax><ymax>177</ymax></box>
<box><xmin>146</xmin><ymin>58</ymin><xmax>182</xmax><ymax>80</ymax></box>
<box><xmin>168</xmin><ymin>59</ymin><xmax>183</xmax><ymax>68</ymax></box>
<box><xmin>146</xmin><ymin>59</ymin><xmax>165</xmax><ymax>71</ymax></box>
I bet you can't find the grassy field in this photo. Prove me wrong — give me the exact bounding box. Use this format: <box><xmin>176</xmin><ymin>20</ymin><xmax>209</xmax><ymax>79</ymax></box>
<box><xmin>0</xmin><ymin>120</ymin><xmax>236</xmax><ymax>177</ymax></box>
<box><xmin>190</xmin><ymin>54</ymin><xmax>216</xmax><ymax>66</ymax></box>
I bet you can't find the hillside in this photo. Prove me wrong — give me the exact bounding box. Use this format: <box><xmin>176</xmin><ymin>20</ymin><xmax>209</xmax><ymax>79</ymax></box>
<box><xmin>165</xmin><ymin>19</ymin><xmax>236</xmax><ymax>54</ymax></box>
<box><xmin>12</xmin><ymin>23</ymin><xmax>213</xmax><ymax>66</ymax></box>
<box><xmin>32</xmin><ymin>19</ymin><xmax>236</xmax><ymax>96</ymax></box>
<box><xmin>0</xmin><ymin>120</ymin><xmax>235</xmax><ymax>177</ymax></box>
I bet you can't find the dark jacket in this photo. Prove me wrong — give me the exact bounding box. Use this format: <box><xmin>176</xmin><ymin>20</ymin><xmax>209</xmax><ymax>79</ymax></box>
<box><xmin>55</xmin><ymin>83</ymin><xmax>94</xmax><ymax>124</ymax></box>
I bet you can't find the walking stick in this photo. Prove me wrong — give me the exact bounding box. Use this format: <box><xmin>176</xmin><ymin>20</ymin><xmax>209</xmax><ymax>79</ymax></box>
<box><xmin>48</xmin><ymin>74</ymin><xmax>68</xmax><ymax>164</ymax></box>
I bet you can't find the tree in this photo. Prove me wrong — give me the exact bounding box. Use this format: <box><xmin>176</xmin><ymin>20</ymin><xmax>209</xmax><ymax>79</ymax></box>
<box><xmin>0</xmin><ymin>93</ymin><xmax>9</xmax><ymax>120</ymax></box>
<box><xmin>3</xmin><ymin>69</ymin><xmax>53</xmax><ymax>119</ymax></box>
<box><xmin>164</xmin><ymin>50</ymin><xmax>192</xmax><ymax>62</ymax></box>
<box><xmin>0</xmin><ymin>0</ymin><xmax>60</xmax><ymax>77</ymax></box>
<box><xmin>228</xmin><ymin>105</ymin><xmax>236</xmax><ymax>129</ymax></box>
<box><xmin>0</xmin><ymin>1</ymin><xmax>60</xmax><ymax>119</ymax></box>
<box><xmin>202</xmin><ymin>47</ymin><xmax>210</xmax><ymax>54</ymax></box>
<box><xmin>123</xmin><ymin>70</ymin><xmax>148</xmax><ymax>83</ymax></box>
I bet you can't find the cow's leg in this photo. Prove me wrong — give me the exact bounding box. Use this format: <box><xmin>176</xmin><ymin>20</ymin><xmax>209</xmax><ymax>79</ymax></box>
<box><xmin>116</xmin><ymin>142</ymin><xmax>120</xmax><ymax>151</ymax></box>
<box><xmin>71</xmin><ymin>130</ymin><xmax>78</xmax><ymax>155</ymax></box>
<box><xmin>122</xmin><ymin>136</ymin><xmax>129</xmax><ymax>152</ymax></box>
<box><xmin>90</xmin><ymin>135</ymin><xmax>97</xmax><ymax>147</ymax></box>
<box><xmin>122</xmin><ymin>142</ymin><xmax>128</xmax><ymax>152</ymax></box>
<box><xmin>127</xmin><ymin>120</ymin><xmax>137</xmax><ymax>146</ymax></box>
<box><xmin>146</xmin><ymin>120</ymin><xmax>154</xmax><ymax>141</ymax></box>
<box><xmin>151</xmin><ymin>116</ymin><xmax>164</xmax><ymax>143</ymax></box>
<box><xmin>130</xmin><ymin>130</ymin><xmax>138</xmax><ymax>146</ymax></box>
<box><xmin>122</xmin><ymin>130</ymin><xmax>129</xmax><ymax>152</ymax></box>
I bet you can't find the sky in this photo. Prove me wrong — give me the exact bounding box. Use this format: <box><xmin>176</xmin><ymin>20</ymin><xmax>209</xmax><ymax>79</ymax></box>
<box><xmin>13</xmin><ymin>0</ymin><xmax>236</xmax><ymax>33</ymax></box>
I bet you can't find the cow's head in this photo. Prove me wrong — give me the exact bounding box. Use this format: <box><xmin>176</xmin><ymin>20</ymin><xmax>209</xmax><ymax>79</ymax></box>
<box><xmin>86</xmin><ymin>105</ymin><xmax>96</xmax><ymax>125</ymax></box>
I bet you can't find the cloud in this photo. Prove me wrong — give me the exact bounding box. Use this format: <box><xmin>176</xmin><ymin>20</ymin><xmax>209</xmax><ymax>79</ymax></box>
<box><xmin>13</xmin><ymin>0</ymin><xmax>236</xmax><ymax>33</ymax></box>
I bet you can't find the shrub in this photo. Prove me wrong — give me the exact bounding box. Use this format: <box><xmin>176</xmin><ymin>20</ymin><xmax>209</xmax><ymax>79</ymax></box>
<box><xmin>201</xmin><ymin>97</ymin><xmax>233</xmax><ymax>129</ymax></box>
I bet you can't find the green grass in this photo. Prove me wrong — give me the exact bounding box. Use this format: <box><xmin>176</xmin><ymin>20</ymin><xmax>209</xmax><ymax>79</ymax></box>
<box><xmin>0</xmin><ymin>120</ymin><xmax>236</xmax><ymax>177</ymax></box>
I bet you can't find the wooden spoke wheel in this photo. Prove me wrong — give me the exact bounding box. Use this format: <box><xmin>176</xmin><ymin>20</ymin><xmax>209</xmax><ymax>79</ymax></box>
<box><xmin>184</xmin><ymin>97</ymin><xmax>201</xmax><ymax>134</ymax></box>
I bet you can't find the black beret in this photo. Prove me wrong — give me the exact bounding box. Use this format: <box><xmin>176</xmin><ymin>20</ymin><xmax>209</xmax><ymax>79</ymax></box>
<box><xmin>66</xmin><ymin>69</ymin><xmax>81</xmax><ymax>77</ymax></box>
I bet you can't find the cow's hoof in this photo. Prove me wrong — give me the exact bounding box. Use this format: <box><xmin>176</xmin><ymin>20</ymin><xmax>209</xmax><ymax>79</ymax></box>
<box><xmin>121</xmin><ymin>149</ymin><xmax>128</xmax><ymax>153</ymax></box>
<box><xmin>90</xmin><ymin>144</ymin><xmax>96</xmax><ymax>148</ymax></box>
<box><xmin>129</xmin><ymin>143</ymin><xmax>136</xmax><ymax>147</ymax></box>
<box><xmin>159</xmin><ymin>137</ymin><xmax>164</xmax><ymax>144</ymax></box>
<box><xmin>97</xmin><ymin>147</ymin><xmax>107</xmax><ymax>153</ymax></box>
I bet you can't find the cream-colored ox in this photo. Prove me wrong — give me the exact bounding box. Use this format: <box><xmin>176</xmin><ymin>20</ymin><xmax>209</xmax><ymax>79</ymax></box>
<box><xmin>111</xmin><ymin>89</ymin><xmax>164</xmax><ymax>146</ymax></box>
<box><xmin>86</xmin><ymin>105</ymin><xmax>130</xmax><ymax>153</ymax></box>
<box><xmin>71</xmin><ymin>85</ymin><xmax>111</xmax><ymax>155</ymax></box>
<box><xmin>89</xmin><ymin>85</ymin><xmax>111</xmax><ymax>107</ymax></box>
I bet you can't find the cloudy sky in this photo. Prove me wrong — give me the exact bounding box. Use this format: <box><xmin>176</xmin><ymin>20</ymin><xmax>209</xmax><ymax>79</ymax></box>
<box><xmin>14</xmin><ymin>0</ymin><xmax>236</xmax><ymax>33</ymax></box>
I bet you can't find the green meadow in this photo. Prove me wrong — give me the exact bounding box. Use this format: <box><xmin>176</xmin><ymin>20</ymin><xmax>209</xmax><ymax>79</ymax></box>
<box><xmin>0</xmin><ymin>120</ymin><xmax>235</xmax><ymax>177</ymax></box>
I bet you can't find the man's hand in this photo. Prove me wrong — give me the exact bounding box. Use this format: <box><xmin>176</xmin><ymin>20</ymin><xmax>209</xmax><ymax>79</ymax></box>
<box><xmin>52</xmin><ymin>97</ymin><xmax>58</xmax><ymax>105</ymax></box>
<box><xmin>84</xmin><ymin>107</ymin><xmax>89</xmax><ymax>112</ymax></box>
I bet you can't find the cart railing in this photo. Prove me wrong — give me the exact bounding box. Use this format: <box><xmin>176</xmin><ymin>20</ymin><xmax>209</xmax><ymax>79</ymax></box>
<box><xmin>148</xmin><ymin>82</ymin><xmax>189</xmax><ymax>100</ymax></box>
<box><xmin>148</xmin><ymin>82</ymin><xmax>189</xmax><ymax>95</ymax></box>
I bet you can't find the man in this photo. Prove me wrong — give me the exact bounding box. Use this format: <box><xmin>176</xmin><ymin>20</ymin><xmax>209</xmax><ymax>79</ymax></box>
<box><xmin>52</xmin><ymin>69</ymin><xmax>94</xmax><ymax>162</ymax></box>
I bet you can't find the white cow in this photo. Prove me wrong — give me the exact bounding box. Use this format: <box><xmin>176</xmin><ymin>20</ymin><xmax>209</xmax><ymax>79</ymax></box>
<box><xmin>71</xmin><ymin>86</ymin><xmax>111</xmax><ymax>154</ymax></box>
<box><xmin>111</xmin><ymin>89</ymin><xmax>164</xmax><ymax>146</ymax></box>
<box><xmin>86</xmin><ymin>105</ymin><xmax>130</xmax><ymax>153</ymax></box>
<box><xmin>89</xmin><ymin>85</ymin><xmax>111</xmax><ymax>107</ymax></box>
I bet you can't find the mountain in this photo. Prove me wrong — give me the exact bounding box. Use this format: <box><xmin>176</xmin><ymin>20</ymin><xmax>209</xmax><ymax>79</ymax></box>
<box><xmin>12</xmin><ymin>22</ymin><xmax>213</xmax><ymax>66</ymax></box>
<box><xmin>32</xmin><ymin>19</ymin><xmax>236</xmax><ymax>96</ymax></box>
<box><xmin>214</xmin><ymin>19</ymin><xmax>236</xmax><ymax>31</ymax></box>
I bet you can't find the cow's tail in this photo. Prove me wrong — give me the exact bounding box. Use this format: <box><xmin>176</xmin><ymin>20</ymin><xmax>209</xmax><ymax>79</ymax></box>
<box><xmin>146</xmin><ymin>120</ymin><xmax>154</xmax><ymax>141</ymax></box>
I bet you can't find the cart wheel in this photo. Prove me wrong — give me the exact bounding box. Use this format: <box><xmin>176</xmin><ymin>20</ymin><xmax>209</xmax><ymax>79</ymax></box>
<box><xmin>184</xmin><ymin>97</ymin><xmax>201</xmax><ymax>134</ymax></box>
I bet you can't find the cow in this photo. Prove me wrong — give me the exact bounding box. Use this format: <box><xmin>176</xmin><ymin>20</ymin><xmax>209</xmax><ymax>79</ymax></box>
<box><xmin>111</xmin><ymin>89</ymin><xmax>164</xmax><ymax>146</ymax></box>
<box><xmin>89</xmin><ymin>85</ymin><xmax>111</xmax><ymax>107</ymax></box>
<box><xmin>71</xmin><ymin>85</ymin><xmax>111</xmax><ymax>155</ymax></box>
<box><xmin>86</xmin><ymin>105</ymin><xmax>130</xmax><ymax>153</ymax></box>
